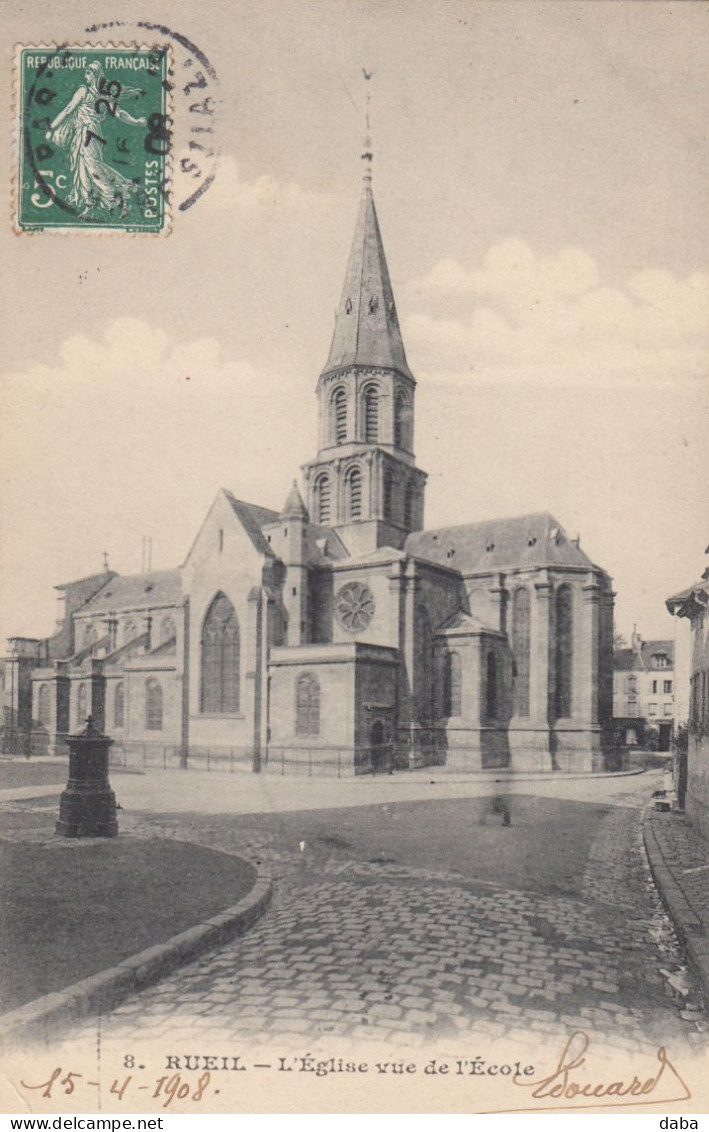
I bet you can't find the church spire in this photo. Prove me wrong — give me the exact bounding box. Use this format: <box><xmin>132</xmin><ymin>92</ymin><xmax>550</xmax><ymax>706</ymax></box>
<box><xmin>321</xmin><ymin>73</ymin><xmax>413</xmax><ymax>381</ymax></box>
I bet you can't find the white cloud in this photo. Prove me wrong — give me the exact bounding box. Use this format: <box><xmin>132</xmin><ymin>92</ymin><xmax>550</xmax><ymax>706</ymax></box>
<box><xmin>0</xmin><ymin>318</ymin><xmax>316</xmax><ymax>642</ymax></box>
<box><xmin>194</xmin><ymin>154</ymin><xmax>331</xmax><ymax>214</ymax></box>
<box><xmin>405</xmin><ymin>240</ymin><xmax>709</xmax><ymax>387</ymax></box>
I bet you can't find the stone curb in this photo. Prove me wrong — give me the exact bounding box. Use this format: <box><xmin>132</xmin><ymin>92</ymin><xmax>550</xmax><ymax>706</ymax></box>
<box><xmin>0</xmin><ymin>865</ymin><xmax>273</xmax><ymax>1048</ymax></box>
<box><xmin>642</xmin><ymin>809</ymin><xmax>708</xmax><ymax>1001</ymax></box>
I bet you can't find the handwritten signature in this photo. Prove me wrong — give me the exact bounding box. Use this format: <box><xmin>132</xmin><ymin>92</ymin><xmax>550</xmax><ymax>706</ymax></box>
<box><xmin>513</xmin><ymin>1030</ymin><xmax>691</xmax><ymax>1106</ymax></box>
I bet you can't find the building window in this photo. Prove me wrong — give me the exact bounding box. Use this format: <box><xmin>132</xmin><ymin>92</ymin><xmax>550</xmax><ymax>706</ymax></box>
<box><xmin>346</xmin><ymin>467</ymin><xmax>363</xmax><ymax>521</ymax></box>
<box><xmin>651</xmin><ymin>679</ymin><xmax>657</xmax><ymax>694</ymax></box>
<box><xmin>114</xmin><ymin>682</ymin><xmax>125</xmax><ymax>728</ymax></box>
<box><xmin>201</xmin><ymin>593</ymin><xmax>240</xmax><ymax>713</ymax></box>
<box><xmin>627</xmin><ymin>675</ymin><xmax>638</xmax><ymax>693</ymax></box>
<box><xmin>663</xmin><ymin>680</ymin><xmax>672</xmax><ymax>694</ymax></box>
<box><xmin>218</xmin><ymin>528</ymin><xmax>224</xmax><ymax>552</ymax></box>
<box><xmin>37</xmin><ymin>684</ymin><xmax>50</xmax><ymax>727</ymax></box>
<box><xmin>333</xmin><ymin>388</ymin><xmax>347</xmax><ymax>444</ymax></box>
<box><xmin>554</xmin><ymin>584</ymin><xmax>573</xmax><ymax>718</ymax></box>
<box><xmin>394</xmin><ymin>391</ymin><xmax>409</xmax><ymax>449</ymax></box>
<box><xmin>83</xmin><ymin>623</ymin><xmax>96</xmax><ymax>646</ymax></box>
<box><xmin>627</xmin><ymin>698</ymin><xmax>638</xmax><ymax>717</ymax></box>
<box><xmin>77</xmin><ymin>683</ymin><xmax>87</xmax><ymax>724</ymax></box>
<box><xmin>648</xmin><ymin>702</ymin><xmax>658</xmax><ymax>717</ymax></box>
<box><xmin>295</xmin><ymin>673</ymin><xmax>320</xmax><ymax>735</ymax></box>
<box><xmin>314</xmin><ymin>474</ymin><xmax>331</xmax><ymax>524</ymax></box>
<box><xmin>145</xmin><ymin>679</ymin><xmax>163</xmax><ymax>730</ymax></box>
<box><xmin>415</xmin><ymin>605</ymin><xmax>434</xmax><ymax>722</ymax></box>
<box><xmin>511</xmin><ymin>587</ymin><xmax>530</xmax><ymax>717</ymax></box>
<box><xmin>443</xmin><ymin>652</ymin><xmax>461</xmax><ymax>718</ymax></box>
<box><xmin>123</xmin><ymin>618</ymin><xmax>136</xmax><ymax>642</ymax></box>
<box><xmin>486</xmin><ymin>652</ymin><xmax>498</xmax><ymax>721</ymax></box>
<box><xmin>364</xmin><ymin>386</ymin><xmax>379</xmax><ymax>443</ymax></box>
<box><xmin>653</xmin><ymin>653</ymin><xmax>669</xmax><ymax>669</ymax></box>
<box><xmin>404</xmin><ymin>481</ymin><xmax>415</xmax><ymax>528</ymax></box>
<box><xmin>160</xmin><ymin>616</ymin><xmax>176</xmax><ymax>643</ymax></box>
<box><xmin>383</xmin><ymin>466</ymin><xmax>393</xmax><ymax>521</ymax></box>
<box><xmin>663</xmin><ymin>704</ymin><xmax>673</xmax><ymax>717</ymax></box>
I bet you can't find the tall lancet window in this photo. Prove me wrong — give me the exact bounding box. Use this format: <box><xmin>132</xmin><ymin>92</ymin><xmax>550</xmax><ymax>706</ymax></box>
<box><xmin>555</xmin><ymin>584</ymin><xmax>573</xmax><ymax>718</ymax></box>
<box><xmin>314</xmin><ymin>474</ymin><xmax>331</xmax><ymax>524</ymax></box>
<box><xmin>333</xmin><ymin>388</ymin><xmax>347</xmax><ymax>445</ymax></box>
<box><xmin>383</xmin><ymin>466</ymin><xmax>394</xmax><ymax>521</ymax></box>
<box><xmin>443</xmin><ymin>652</ymin><xmax>462</xmax><ymax>718</ymax></box>
<box><xmin>486</xmin><ymin>652</ymin><xmax>498</xmax><ymax>721</ymax></box>
<box><xmin>511</xmin><ymin>587</ymin><xmax>531</xmax><ymax>717</ymax></box>
<box><xmin>145</xmin><ymin>679</ymin><xmax>163</xmax><ymax>731</ymax></box>
<box><xmin>37</xmin><ymin>684</ymin><xmax>51</xmax><ymax>727</ymax></box>
<box><xmin>404</xmin><ymin>481</ymin><xmax>415</xmax><ymax>528</ymax></box>
<box><xmin>364</xmin><ymin>386</ymin><xmax>379</xmax><ymax>443</ymax></box>
<box><xmin>296</xmin><ymin>673</ymin><xmax>320</xmax><ymax>736</ymax></box>
<box><xmin>346</xmin><ymin>467</ymin><xmax>363</xmax><ymax>521</ymax></box>
<box><xmin>201</xmin><ymin>593</ymin><xmax>240</xmax><ymax>713</ymax></box>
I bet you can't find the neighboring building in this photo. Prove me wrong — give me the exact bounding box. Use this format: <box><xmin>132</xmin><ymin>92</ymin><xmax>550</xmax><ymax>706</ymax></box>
<box><xmin>1</xmin><ymin>157</ymin><xmax>616</xmax><ymax>775</ymax></box>
<box><xmin>613</xmin><ymin>631</ymin><xmax>676</xmax><ymax>751</ymax></box>
<box><xmin>667</xmin><ymin>569</ymin><xmax>709</xmax><ymax>840</ymax></box>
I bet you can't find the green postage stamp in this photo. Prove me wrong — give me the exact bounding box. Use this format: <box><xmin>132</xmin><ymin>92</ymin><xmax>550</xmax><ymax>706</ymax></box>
<box><xmin>15</xmin><ymin>45</ymin><xmax>171</xmax><ymax>234</ymax></box>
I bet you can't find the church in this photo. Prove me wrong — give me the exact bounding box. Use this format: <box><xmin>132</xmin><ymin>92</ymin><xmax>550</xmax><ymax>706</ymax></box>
<box><xmin>3</xmin><ymin>154</ymin><xmax>616</xmax><ymax>775</ymax></box>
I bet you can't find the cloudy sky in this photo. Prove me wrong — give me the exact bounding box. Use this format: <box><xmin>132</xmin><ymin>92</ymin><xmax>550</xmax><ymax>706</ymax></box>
<box><xmin>1</xmin><ymin>0</ymin><xmax>707</xmax><ymax>650</ymax></box>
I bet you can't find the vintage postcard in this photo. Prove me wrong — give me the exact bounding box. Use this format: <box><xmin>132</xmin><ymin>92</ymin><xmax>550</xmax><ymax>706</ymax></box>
<box><xmin>1</xmin><ymin>0</ymin><xmax>708</xmax><ymax>1119</ymax></box>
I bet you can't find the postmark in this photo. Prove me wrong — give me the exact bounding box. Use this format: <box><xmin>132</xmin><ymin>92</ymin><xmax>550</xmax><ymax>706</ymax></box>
<box><xmin>15</xmin><ymin>44</ymin><xmax>171</xmax><ymax>234</ymax></box>
<box><xmin>84</xmin><ymin>21</ymin><xmax>221</xmax><ymax>214</ymax></box>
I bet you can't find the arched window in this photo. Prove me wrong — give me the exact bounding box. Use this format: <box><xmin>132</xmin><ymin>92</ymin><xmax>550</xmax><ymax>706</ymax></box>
<box><xmin>394</xmin><ymin>392</ymin><xmax>409</xmax><ymax>449</ymax></box>
<box><xmin>77</xmin><ymin>683</ymin><xmax>87</xmax><ymax>724</ymax></box>
<box><xmin>415</xmin><ymin>605</ymin><xmax>434</xmax><ymax>722</ymax></box>
<box><xmin>486</xmin><ymin>652</ymin><xmax>498</xmax><ymax>721</ymax></box>
<box><xmin>160</xmin><ymin>616</ymin><xmax>176</xmax><ymax>643</ymax></box>
<box><xmin>314</xmin><ymin>474</ymin><xmax>331</xmax><ymax>524</ymax></box>
<box><xmin>511</xmin><ymin>587</ymin><xmax>531</xmax><ymax>717</ymax></box>
<box><xmin>145</xmin><ymin>678</ymin><xmax>163</xmax><ymax>730</ymax></box>
<box><xmin>364</xmin><ymin>386</ymin><xmax>379</xmax><ymax>443</ymax></box>
<box><xmin>383</xmin><ymin>466</ymin><xmax>394</xmax><ymax>521</ymax></box>
<box><xmin>346</xmin><ymin>467</ymin><xmax>363</xmax><ymax>521</ymax></box>
<box><xmin>404</xmin><ymin>480</ymin><xmax>415</xmax><ymax>528</ymax></box>
<box><xmin>443</xmin><ymin>652</ymin><xmax>461</xmax><ymax>718</ymax></box>
<box><xmin>555</xmin><ymin>584</ymin><xmax>573</xmax><ymax>717</ymax></box>
<box><xmin>37</xmin><ymin>684</ymin><xmax>50</xmax><ymax>727</ymax></box>
<box><xmin>114</xmin><ymin>682</ymin><xmax>125</xmax><ymax>728</ymax></box>
<box><xmin>201</xmin><ymin>593</ymin><xmax>240</xmax><ymax>713</ymax></box>
<box><xmin>333</xmin><ymin>387</ymin><xmax>347</xmax><ymax>444</ymax></box>
<box><xmin>295</xmin><ymin>673</ymin><xmax>320</xmax><ymax>735</ymax></box>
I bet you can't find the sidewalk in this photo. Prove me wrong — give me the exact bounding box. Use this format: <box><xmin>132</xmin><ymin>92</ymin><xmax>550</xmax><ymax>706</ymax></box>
<box><xmin>644</xmin><ymin>806</ymin><xmax>709</xmax><ymax>1003</ymax></box>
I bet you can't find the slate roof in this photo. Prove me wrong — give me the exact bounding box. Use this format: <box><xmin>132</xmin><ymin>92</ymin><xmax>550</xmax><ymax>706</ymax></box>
<box><xmin>281</xmin><ymin>481</ymin><xmax>309</xmax><ymax>520</ymax></box>
<box><xmin>405</xmin><ymin>512</ymin><xmax>595</xmax><ymax>573</ymax></box>
<box><xmin>79</xmin><ymin>569</ymin><xmax>182</xmax><ymax>615</ymax></box>
<box><xmin>222</xmin><ymin>492</ymin><xmax>277</xmax><ymax>556</ymax></box>
<box><xmin>322</xmin><ymin>184</ymin><xmax>414</xmax><ymax>380</ymax></box>
<box><xmin>613</xmin><ymin>639</ymin><xmax>674</xmax><ymax>672</ymax></box>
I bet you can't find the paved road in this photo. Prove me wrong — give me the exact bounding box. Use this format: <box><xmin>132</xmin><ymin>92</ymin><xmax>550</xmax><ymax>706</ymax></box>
<box><xmin>60</xmin><ymin>771</ymin><xmax>705</xmax><ymax>1059</ymax></box>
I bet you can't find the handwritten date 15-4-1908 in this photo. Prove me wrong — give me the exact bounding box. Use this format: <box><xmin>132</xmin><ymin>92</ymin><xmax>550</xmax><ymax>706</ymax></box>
<box><xmin>20</xmin><ymin>1067</ymin><xmax>214</xmax><ymax>1108</ymax></box>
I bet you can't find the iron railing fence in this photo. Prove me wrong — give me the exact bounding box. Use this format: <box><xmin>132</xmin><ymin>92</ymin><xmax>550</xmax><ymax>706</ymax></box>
<box><xmin>0</xmin><ymin>729</ymin><xmax>631</xmax><ymax>776</ymax></box>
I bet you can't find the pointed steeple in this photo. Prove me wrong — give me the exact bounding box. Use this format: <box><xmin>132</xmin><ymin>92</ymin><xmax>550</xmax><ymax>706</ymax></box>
<box><xmin>281</xmin><ymin>480</ymin><xmax>309</xmax><ymax>521</ymax></box>
<box><xmin>322</xmin><ymin>164</ymin><xmax>413</xmax><ymax>380</ymax></box>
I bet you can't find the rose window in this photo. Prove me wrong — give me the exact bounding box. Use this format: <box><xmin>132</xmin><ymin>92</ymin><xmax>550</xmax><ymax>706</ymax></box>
<box><xmin>335</xmin><ymin>582</ymin><xmax>375</xmax><ymax>633</ymax></box>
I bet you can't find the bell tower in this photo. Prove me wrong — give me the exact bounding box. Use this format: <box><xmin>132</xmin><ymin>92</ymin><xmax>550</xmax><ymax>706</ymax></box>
<box><xmin>302</xmin><ymin>84</ymin><xmax>427</xmax><ymax>555</ymax></box>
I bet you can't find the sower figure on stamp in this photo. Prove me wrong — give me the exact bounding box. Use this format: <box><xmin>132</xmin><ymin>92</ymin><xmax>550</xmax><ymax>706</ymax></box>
<box><xmin>45</xmin><ymin>62</ymin><xmax>146</xmax><ymax>219</ymax></box>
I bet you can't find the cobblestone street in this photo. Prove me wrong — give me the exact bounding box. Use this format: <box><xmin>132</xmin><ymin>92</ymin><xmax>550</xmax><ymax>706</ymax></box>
<box><xmin>63</xmin><ymin>773</ymin><xmax>705</xmax><ymax>1059</ymax></box>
